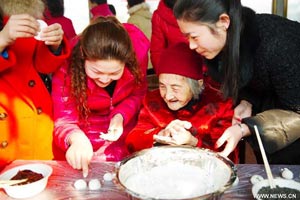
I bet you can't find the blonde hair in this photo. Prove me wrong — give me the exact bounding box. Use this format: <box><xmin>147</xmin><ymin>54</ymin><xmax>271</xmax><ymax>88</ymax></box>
<box><xmin>0</xmin><ymin>0</ymin><xmax>45</xmax><ymax>19</ymax></box>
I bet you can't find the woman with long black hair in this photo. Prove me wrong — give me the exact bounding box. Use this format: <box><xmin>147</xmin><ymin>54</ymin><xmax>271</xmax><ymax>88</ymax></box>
<box><xmin>174</xmin><ymin>0</ymin><xmax>300</xmax><ymax>164</ymax></box>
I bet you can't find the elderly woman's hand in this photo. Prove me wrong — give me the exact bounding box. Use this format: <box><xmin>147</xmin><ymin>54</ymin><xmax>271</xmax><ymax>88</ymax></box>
<box><xmin>154</xmin><ymin>119</ymin><xmax>198</xmax><ymax>146</ymax></box>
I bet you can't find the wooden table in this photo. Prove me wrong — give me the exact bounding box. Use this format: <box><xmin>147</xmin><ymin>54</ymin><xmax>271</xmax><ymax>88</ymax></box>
<box><xmin>0</xmin><ymin>160</ymin><xmax>299</xmax><ymax>199</ymax></box>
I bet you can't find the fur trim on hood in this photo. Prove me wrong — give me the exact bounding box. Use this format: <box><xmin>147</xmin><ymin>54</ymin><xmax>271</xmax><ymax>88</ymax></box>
<box><xmin>0</xmin><ymin>0</ymin><xmax>45</xmax><ymax>18</ymax></box>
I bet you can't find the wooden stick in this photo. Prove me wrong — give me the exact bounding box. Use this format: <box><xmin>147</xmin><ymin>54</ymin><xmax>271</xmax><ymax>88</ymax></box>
<box><xmin>0</xmin><ymin>179</ymin><xmax>28</xmax><ymax>187</ymax></box>
<box><xmin>254</xmin><ymin>125</ymin><xmax>276</xmax><ymax>189</ymax></box>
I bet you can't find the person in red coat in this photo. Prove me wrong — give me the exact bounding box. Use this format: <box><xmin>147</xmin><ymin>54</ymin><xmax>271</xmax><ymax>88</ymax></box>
<box><xmin>44</xmin><ymin>0</ymin><xmax>77</xmax><ymax>41</ymax></box>
<box><xmin>89</xmin><ymin>0</ymin><xmax>114</xmax><ymax>20</ymax></box>
<box><xmin>126</xmin><ymin>42</ymin><xmax>239</xmax><ymax>163</ymax></box>
<box><xmin>0</xmin><ymin>0</ymin><xmax>70</xmax><ymax>171</ymax></box>
<box><xmin>150</xmin><ymin>0</ymin><xmax>186</xmax><ymax>72</ymax></box>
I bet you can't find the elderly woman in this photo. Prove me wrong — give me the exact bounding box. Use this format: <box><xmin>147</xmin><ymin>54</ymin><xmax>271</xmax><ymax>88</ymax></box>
<box><xmin>125</xmin><ymin>42</ymin><xmax>238</xmax><ymax>163</ymax></box>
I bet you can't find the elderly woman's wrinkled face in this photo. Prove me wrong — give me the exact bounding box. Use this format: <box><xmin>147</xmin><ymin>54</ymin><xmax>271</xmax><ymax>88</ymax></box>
<box><xmin>159</xmin><ymin>73</ymin><xmax>193</xmax><ymax>111</ymax></box>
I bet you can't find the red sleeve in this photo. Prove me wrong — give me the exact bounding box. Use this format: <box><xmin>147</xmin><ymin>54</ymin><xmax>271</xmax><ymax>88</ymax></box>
<box><xmin>150</xmin><ymin>12</ymin><xmax>167</xmax><ymax>71</ymax></box>
<box><xmin>35</xmin><ymin>37</ymin><xmax>71</xmax><ymax>74</ymax></box>
<box><xmin>125</xmin><ymin>104</ymin><xmax>161</xmax><ymax>153</ymax></box>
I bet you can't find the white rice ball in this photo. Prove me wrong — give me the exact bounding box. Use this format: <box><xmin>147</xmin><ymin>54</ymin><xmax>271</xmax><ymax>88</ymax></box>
<box><xmin>88</xmin><ymin>179</ymin><xmax>102</xmax><ymax>190</ymax></box>
<box><xmin>74</xmin><ymin>179</ymin><xmax>87</xmax><ymax>190</ymax></box>
<box><xmin>103</xmin><ymin>172</ymin><xmax>114</xmax><ymax>181</ymax></box>
<box><xmin>34</xmin><ymin>20</ymin><xmax>48</xmax><ymax>40</ymax></box>
<box><xmin>250</xmin><ymin>174</ymin><xmax>264</xmax><ymax>185</ymax></box>
<box><xmin>281</xmin><ymin>168</ymin><xmax>293</xmax><ymax>180</ymax></box>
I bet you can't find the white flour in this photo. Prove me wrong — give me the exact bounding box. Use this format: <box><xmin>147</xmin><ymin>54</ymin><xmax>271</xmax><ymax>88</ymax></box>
<box><xmin>123</xmin><ymin>162</ymin><xmax>218</xmax><ymax>199</ymax></box>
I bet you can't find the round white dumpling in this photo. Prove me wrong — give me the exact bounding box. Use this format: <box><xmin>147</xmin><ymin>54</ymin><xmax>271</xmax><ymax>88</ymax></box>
<box><xmin>88</xmin><ymin>179</ymin><xmax>101</xmax><ymax>190</ymax></box>
<box><xmin>74</xmin><ymin>179</ymin><xmax>87</xmax><ymax>190</ymax></box>
<box><xmin>250</xmin><ymin>174</ymin><xmax>264</xmax><ymax>185</ymax></box>
<box><xmin>103</xmin><ymin>172</ymin><xmax>114</xmax><ymax>181</ymax></box>
<box><xmin>34</xmin><ymin>20</ymin><xmax>48</xmax><ymax>40</ymax></box>
<box><xmin>281</xmin><ymin>168</ymin><xmax>293</xmax><ymax>179</ymax></box>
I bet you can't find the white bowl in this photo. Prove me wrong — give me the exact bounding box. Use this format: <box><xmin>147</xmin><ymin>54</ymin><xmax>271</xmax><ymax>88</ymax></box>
<box><xmin>252</xmin><ymin>178</ymin><xmax>300</xmax><ymax>200</ymax></box>
<box><xmin>115</xmin><ymin>146</ymin><xmax>237</xmax><ymax>200</ymax></box>
<box><xmin>0</xmin><ymin>163</ymin><xmax>52</xmax><ymax>199</ymax></box>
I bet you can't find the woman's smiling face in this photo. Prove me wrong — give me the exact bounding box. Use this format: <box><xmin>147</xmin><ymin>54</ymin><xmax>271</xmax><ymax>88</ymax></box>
<box><xmin>159</xmin><ymin>73</ymin><xmax>193</xmax><ymax>111</ymax></box>
<box><xmin>177</xmin><ymin>20</ymin><xmax>227</xmax><ymax>59</ymax></box>
<box><xmin>85</xmin><ymin>59</ymin><xmax>125</xmax><ymax>87</ymax></box>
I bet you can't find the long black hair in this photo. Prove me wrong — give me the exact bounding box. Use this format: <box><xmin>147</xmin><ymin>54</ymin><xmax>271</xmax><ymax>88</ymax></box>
<box><xmin>173</xmin><ymin>0</ymin><xmax>243</xmax><ymax>102</ymax></box>
<box><xmin>163</xmin><ymin>0</ymin><xmax>177</xmax><ymax>9</ymax></box>
<box><xmin>127</xmin><ymin>0</ymin><xmax>144</xmax><ymax>8</ymax></box>
<box><xmin>45</xmin><ymin>0</ymin><xmax>64</xmax><ymax>17</ymax></box>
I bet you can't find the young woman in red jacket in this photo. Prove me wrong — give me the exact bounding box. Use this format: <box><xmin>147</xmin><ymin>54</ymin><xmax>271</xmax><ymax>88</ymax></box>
<box><xmin>126</xmin><ymin>42</ymin><xmax>239</xmax><ymax>163</ymax></box>
<box><xmin>52</xmin><ymin>16</ymin><xmax>149</xmax><ymax>177</ymax></box>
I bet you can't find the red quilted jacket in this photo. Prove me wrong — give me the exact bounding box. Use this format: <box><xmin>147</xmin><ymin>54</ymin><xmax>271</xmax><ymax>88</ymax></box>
<box><xmin>52</xmin><ymin>23</ymin><xmax>149</xmax><ymax>161</ymax></box>
<box><xmin>126</xmin><ymin>87</ymin><xmax>239</xmax><ymax>163</ymax></box>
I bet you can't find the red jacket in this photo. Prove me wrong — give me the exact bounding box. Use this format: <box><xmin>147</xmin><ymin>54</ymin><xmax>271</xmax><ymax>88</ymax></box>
<box><xmin>126</xmin><ymin>87</ymin><xmax>239</xmax><ymax>163</ymax></box>
<box><xmin>44</xmin><ymin>10</ymin><xmax>77</xmax><ymax>41</ymax></box>
<box><xmin>52</xmin><ymin>24</ymin><xmax>149</xmax><ymax>161</ymax></box>
<box><xmin>150</xmin><ymin>0</ymin><xmax>187</xmax><ymax>71</ymax></box>
<box><xmin>90</xmin><ymin>4</ymin><xmax>113</xmax><ymax>19</ymax></box>
<box><xmin>0</xmin><ymin>17</ymin><xmax>71</xmax><ymax>170</ymax></box>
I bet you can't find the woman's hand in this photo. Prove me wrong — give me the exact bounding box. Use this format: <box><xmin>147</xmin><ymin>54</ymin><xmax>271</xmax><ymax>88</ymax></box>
<box><xmin>232</xmin><ymin>100</ymin><xmax>252</xmax><ymax>125</ymax></box>
<box><xmin>154</xmin><ymin>119</ymin><xmax>198</xmax><ymax>146</ymax></box>
<box><xmin>100</xmin><ymin>114</ymin><xmax>124</xmax><ymax>141</ymax></box>
<box><xmin>0</xmin><ymin>14</ymin><xmax>39</xmax><ymax>50</ymax></box>
<box><xmin>39</xmin><ymin>23</ymin><xmax>64</xmax><ymax>51</ymax></box>
<box><xmin>66</xmin><ymin>132</ymin><xmax>93</xmax><ymax>178</ymax></box>
<box><xmin>215</xmin><ymin>123</ymin><xmax>250</xmax><ymax>157</ymax></box>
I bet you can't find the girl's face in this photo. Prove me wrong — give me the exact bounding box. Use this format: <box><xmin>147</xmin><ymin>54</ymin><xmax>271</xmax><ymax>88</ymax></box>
<box><xmin>159</xmin><ymin>73</ymin><xmax>193</xmax><ymax>111</ymax></box>
<box><xmin>85</xmin><ymin>59</ymin><xmax>125</xmax><ymax>88</ymax></box>
<box><xmin>177</xmin><ymin>20</ymin><xmax>227</xmax><ymax>59</ymax></box>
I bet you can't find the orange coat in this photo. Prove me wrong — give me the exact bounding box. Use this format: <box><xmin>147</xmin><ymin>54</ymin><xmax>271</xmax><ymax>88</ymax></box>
<box><xmin>0</xmin><ymin>24</ymin><xmax>70</xmax><ymax>170</ymax></box>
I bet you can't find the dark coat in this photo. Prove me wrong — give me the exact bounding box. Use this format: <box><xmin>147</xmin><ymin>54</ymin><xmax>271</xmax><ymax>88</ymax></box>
<box><xmin>206</xmin><ymin>8</ymin><xmax>300</xmax><ymax>164</ymax></box>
